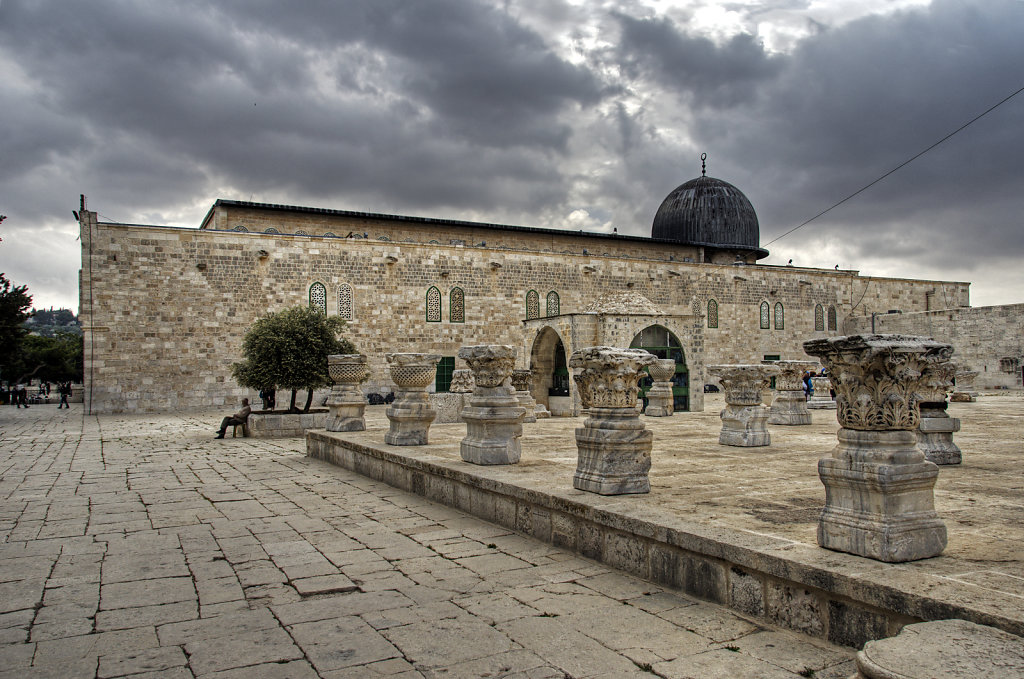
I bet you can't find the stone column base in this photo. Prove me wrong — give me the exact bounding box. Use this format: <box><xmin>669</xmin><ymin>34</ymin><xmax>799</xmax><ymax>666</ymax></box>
<box><xmin>326</xmin><ymin>399</ymin><xmax>367</xmax><ymax>432</ymax></box>
<box><xmin>769</xmin><ymin>390</ymin><xmax>812</xmax><ymax>425</ymax></box>
<box><xmin>460</xmin><ymin>390</ymin><xmax>525</xmax><ymax>465</ymax></box>
<box><xmin>534</xmin><ymin>404</ymin><xmax>551</xmax><ymax>418</ymax></box>
<box><xmin>918</xmin><ymin>412</ymin><xmax>962</xmax><ymax>465</ymax></box>
<box><xmin>719</xmin><ymin>404</ymin><xmax>771</xmax><ymax>447</ymax></box>
<box><xmin>950</xmin><ymin>392</ymin><xmax>976</xmax><ymax>402</ymax></box>
<box><xmin>818</xmin><ymin>429</ymin><xmax>946</xmax><ymax>562</ymax></box>
<box><xmin>385</xmin><ymin>392</ymin><xmax>436</xmax><ymax>446</ymax></box>
<box><xmin>645</xmin><ymin>383</ymin><xmax>673</xmax><ymax>417</ymax></box>
<box><xmin>574</xmin><ymin>408</ymin><xmax>652</xmax><ymax>495</ymax></box>
<box><xmin>807</xmin><ymin>398</ymin><xmax>837</xmax><ymax>410</ymax></box>
<box><xmin>515</xmin><ymin>392</ymin><xmax>537</xmax><ymax>423</ymax></box>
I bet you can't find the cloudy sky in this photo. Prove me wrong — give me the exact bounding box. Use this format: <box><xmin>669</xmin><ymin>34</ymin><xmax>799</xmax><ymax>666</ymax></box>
<box><xmin>2</xmin><ymin>0</ymin><xmax>1022</xmax><ymax>313</ymax></box>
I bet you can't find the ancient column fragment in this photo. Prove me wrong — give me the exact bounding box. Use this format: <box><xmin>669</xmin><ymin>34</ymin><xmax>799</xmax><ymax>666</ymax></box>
<box><xmin>709</xmin><ymin>364</ymin><xmax>779</xmax><ymax>447</ymax></box>
<box><xmin>803</xmin><ymin>334</ymin><xmax>950</xmax><ymax>562</ymax></box>
<box><xmin>325</xmin><ymin>354</ymin><xmax>370</xmax><ymax>432</ymax></box>
<box><xmin>807</xmin><ymin>376</ymin><xmax>837</xmax><ymax>409</ymax></box>
<box><xmin>510</xmin><ymin>369</ymin><xmax>538</xmax><ymax>423</ymax></box>
<box><xmin>916</xmin><ymin>359</ymin><xmax>962</xmax><ymax>465</ymax></box>
<box><xmin>448</xmin><ymin>369</ymin><xmax>475</xmax><ymax>394</ymax></box>
<box><xmin>768</xmin><ymin>360</ymin><xmax>818</xmax><ymax>425</ymax></box>
<box><xmin>950</xmin><ymin>368</ymin><xmax>979</xmax><ymax>402</ymax></box>
<box><xmin>384</xmin><ymin>353</ymin><xmax>441</xmax><ymax>445</ymax></box>
<box><xmin>570</xmin><ymin>346</ymin><xmax>657</xmax><ymax>495</ymax></box>
<box><xmin>459</xmin><ymin>345</ymin><xmax>526</xmax><ymax>465</ymax></box>
<box><xmin>644</xmin><ymin>358</ymin><xmax>676</xmax><ymax>417</ymax></box>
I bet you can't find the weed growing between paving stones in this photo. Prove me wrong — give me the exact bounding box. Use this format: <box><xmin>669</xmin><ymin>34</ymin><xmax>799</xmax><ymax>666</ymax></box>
<box><xmin>635</xmin><ymin>661</ymin><xmax>656</xmax><ymax>673</ymax></box>
<box><xmin>798</xmin><ymin>669</ymin><xmax>816</xmax><ymax>677</ymax></box>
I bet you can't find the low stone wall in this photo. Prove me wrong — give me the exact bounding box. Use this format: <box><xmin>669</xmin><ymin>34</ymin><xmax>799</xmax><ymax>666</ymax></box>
<box><xmin>430</xmin><ymin>393</ymin><xmax>465</xmax><ymax>424</ymax></box>
<box><xmin>306</xmin><ymin>430</ymin><xmax>1023</xmax><ymax>649</ymax></box>
<box><xmin>248</xmin><ymin>410</ymin><xmax>328</xmax><ymax>438</ymax></box>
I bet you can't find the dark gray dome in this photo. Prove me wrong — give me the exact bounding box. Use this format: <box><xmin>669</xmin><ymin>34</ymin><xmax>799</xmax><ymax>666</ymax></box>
<box><xmin>652</xmin><ymin>175</ymin><xmax>767</xmax><ymax>259</ymax></box>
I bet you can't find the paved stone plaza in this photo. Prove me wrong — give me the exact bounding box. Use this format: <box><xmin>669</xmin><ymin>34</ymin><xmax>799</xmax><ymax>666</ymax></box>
<box><xmin>0</xmin><ymin>404</ymin><xmax>858</xmax><ymax>678</ymax></box>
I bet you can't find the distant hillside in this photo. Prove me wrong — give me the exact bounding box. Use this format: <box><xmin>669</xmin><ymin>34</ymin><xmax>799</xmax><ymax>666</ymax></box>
<box><xmin>24</xmin><ymin>308</ymin><xmax>81</xmax><ymax>337</ymax></box>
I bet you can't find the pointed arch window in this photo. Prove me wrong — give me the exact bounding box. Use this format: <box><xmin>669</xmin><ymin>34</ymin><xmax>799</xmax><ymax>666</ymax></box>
<box><xmin>450</xmin><ymin>287</ymin><xmax>465</xmax><ymax>323</ymax></box>
<box><xmin>760</xmin><ymin>301</ymin><xmax>770</xmax><ymax>329</ymax></box>
<box><xmin>707</xmin><ymin>299</ymin><xmax>719</xmax><ymax>328</ymax></box>
<box><xmin>546</xmin><ymin>291</ymin><xmax>560</xmax><ymax>317</ymax></box>
<box><xmin>308</xmin><ymin>282</ymin><xmax>327</xmax><ymax>314</ymax></box>
<box><xmin>426</xmin><ymin>286</ymin><xmax>441</xmax><ymax>322</ymax></box>
<box><xmin>814</xmin><ymin>304</ymin><xmax>824</xmax><ymax>331</ymax></box>
<box><xmin>774</xmin><ymin>302</ymin><xmax>784</xmax><ymax>329</ymax></box>
<box><xmin>338</xmin><ymin>284</ymin><xmax>353</xmax><ymax>320</ymax></box>
<box><xmin>827</xmin><ymin>305</ymin><xmax>838</xmax><ymax>331</ymax></box>
<box><xmin>526</xmin><ymin>290</ymin><xmax>540</xmax><ymax>320</ymax></box>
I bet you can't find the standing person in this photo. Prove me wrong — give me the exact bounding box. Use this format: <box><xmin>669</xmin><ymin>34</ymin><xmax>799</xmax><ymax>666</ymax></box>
<box><xmin>215</xmin><ymin>398</ymin><xmax>251</xmax><ymax>439</ymax></box>
<box><xmin>58</xmin><ymin>383</ymin><xmax>71</xmax><ymax>409</ymax></box>
<box><xmin>15</xmin><ymin>384</ymin><xmax>29</xmax><ymax>408</ymax></box>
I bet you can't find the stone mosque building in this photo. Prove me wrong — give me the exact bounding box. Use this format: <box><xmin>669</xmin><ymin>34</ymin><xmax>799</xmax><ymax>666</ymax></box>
<box><xmin>78</xmin><ymin>165</ymin><xmax>1022</xmax><ymax>415</ymax></box>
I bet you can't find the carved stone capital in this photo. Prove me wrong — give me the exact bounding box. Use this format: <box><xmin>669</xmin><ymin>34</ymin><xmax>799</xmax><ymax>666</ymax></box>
<box><xmin>385</xmin><ymin>353</ymin><xmax>442</xmax><ymax>390</ymax></box>
<box><xmin>803</xmin><ymin>335</ymin><xmax>953</xmax><ymax>431</ymax></box>
<box><xmin>510</xmin><ymin>369</ymin><xmax>533</xmax><ymax>393</ymax></box>
<box><xmin>708</xmin><ymin>364</ymin><xmax>779</xmax><ymax>406</ymax></box>
<box><xmin>569</xmin><ymin>347</ymin><xmax>657</xmax><ymax>409</ymax></box>
<box><xmin>916</xmin><ymin>359</ymin><xmax>955</xmax><ymax>405</ymax></box>
<box><xmin>774</xmin><ymin>360</ymin><xmax>818</xmax><ymax>392</ymax></box>
<box><xmin>458</xmin><ymin>345</ymin><xmax>517</xmax><ymax>389</ymax></box>
<box><xmin>648</xmin><ymin>359</ymin><xmax>676</xmax><ymax>383</ymax></box>
<box><xmin>448</xmin><ymin>369</ymin><xmax>475</xmax><ymax>393</ymax></box>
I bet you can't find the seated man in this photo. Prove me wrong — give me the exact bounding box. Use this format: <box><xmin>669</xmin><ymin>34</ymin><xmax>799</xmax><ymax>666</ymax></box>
<box><xmin>215</xmin><ymin>398</ymin><xmax>251</xmax><ymax>439</ymax></box>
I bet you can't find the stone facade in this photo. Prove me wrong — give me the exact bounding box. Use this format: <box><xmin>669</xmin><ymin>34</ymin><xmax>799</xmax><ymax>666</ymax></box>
<box><xmin>78</xmin><ymin>204</ymin><xmax>974</xmax><ymax>413</ymax></box>
<box><xmin>849</xmin><ymin>304</ymin><xmax>1024</xmax><ymax>390</ymax></box>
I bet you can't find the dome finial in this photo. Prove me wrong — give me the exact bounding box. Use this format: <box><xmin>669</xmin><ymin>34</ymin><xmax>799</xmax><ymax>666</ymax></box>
<box><xmin>700</xmin><ymin>152</ymin><xmax>707</xmax><ymax>177</ymax></box>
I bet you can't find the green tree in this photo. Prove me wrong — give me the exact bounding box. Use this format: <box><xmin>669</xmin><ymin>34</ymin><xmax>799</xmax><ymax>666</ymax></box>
<box><xmin>14</xmin><ymin>331</ymin><xmax>83</xmax><ymax>384</ymax></box>
<box><xmin>0</xmin><ymin>272</ymin><xmax>33</xmax><ymax>383</ymax></box>
<box><xmin>232</xmin><ymin>306</ymin><xmax>355</xmax><ymax>412</ymax></box>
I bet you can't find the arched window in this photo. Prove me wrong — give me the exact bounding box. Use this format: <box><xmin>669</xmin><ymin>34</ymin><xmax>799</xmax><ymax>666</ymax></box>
<box><xmin>707</xmin><ymin>299</ymin><xmax>719</xmax><ymax>329</ymax></box>
<box><xmin>232</xmin><ymin>225</ymin><xmax>248</xmax><ymax>232</ymax></box>
<box><xmin>450</xmin><ymin>287</ymin><xmax>465</xmax><ymax>323</ymax></box>
<box><xmin>338</xmin><ymin>284</ymin><xmax>353</xmax><ymax>320</ymax></box>
<box><xmin>426</xmin><ymin>286</ymin><xmax>441</xmax><ymax>322</ymax></box>
<box><xmin>309</xmin><ymin>282</ymin><xmax>327</xmax><ymax>314</ymax></box>
<box><xmin>526</xmin><ymin>290</ymin><xmax>540</xmax><ymax>320</ymax></box>
<box><xmin>264</xmin><ymin>227</ymin><xmax>280</xmax><ymax>234</ymax></box>
<box><xmin>546</xmin><ymin>291</ymin><xmax>560</xmax><ymax>317</ymax></box>
<box><xmin>760</xmin><ymin>301</ymin><xmax>770</xmax><ymax>329</ymax></box>
<box><xmin>814</xmin><ymin>304</ymin><xmax>824</xmax><ymax>331</ymax></box>
<box><xmin>827</xmin><ymin>305</ymin><xmax>838</xmax><ymax>331</ymax></box>
<box><xmin>774</xmin><ymin>302</ymin><xmax>784</xmax><ymax>330</ymax></box>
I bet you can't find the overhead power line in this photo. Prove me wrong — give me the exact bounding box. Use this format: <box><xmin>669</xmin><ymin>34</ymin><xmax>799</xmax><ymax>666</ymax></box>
<box><xmin>764</xmin><ymin>82</ymin><xmax>1024</xmax><ymax>248</ymax></box>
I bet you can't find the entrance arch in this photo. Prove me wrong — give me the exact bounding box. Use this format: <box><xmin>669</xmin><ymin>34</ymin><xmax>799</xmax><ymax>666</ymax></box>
<box><xmin>529</xmin><ymin>326</ymin><xmax>570</xmax><ymax>414</ymax></box>
<box><xmin>630</xmin><ymin>325</ymin><xmax>690</xmax><ymax>411</ymax></box>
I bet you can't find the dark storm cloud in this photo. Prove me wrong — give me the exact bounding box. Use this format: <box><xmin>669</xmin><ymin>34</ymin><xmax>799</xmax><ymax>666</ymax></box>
<box><xmin>612</xmin><ymin>12</ymin><xmax>783</xmax><ymax>107</ymax></box>
<box><xmin>679</xmin><ymin>0</ymin><xmax>1024</xmax><ymax>263</ymax></box>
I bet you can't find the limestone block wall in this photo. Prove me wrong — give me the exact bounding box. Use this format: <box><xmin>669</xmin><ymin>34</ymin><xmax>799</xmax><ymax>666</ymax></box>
<box><xmin>847</xmin><ymin>304</ymin><xmax>1024</xmax><ymax>389</ymax></box>
<box><xmin>79</xmin><ymin>207</ymin><xmax>971</xmax><ymax>413</ymax></box>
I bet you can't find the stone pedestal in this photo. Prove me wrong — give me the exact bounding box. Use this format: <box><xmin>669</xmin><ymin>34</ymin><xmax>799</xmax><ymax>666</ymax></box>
<box><xmin>769</xmin><ymin>360</ymin><xmax>818</xmax><ymax>425</ymax></box>
<box><xmin>459</xmin><ymin>346</ymin><xmax>525</xmax><ymax>465</ymax></box>
<box><xmin>384</xmin><ymin>353</ymin><xmax>441</xmax><ymax>446</ymax></box>
<box><xmin>510</xmin><ymin>370</ymin><xmax>537</xmax><ymax>423</ymax></box>
<box><xmin>644</xmin><ymin>359</ymin><xmax>676</xmax><ymax>417</ymax></box>
<box><xmin>709</xmin><ymin>364</ymin><xmax>779</xmax><ymax>447</ymax></box>
<box><xmin>326</xmin><ymin>354</ymin><xmax>370</xmax><ymax>432</ymax></box>
<box><xmin>804</xmin><ymin>334</ymin><xmax>950</xmax><ymax>562</ymax></box>
<box><xmin>533</xmin><ymin>403</ymin><xmax>551</xmax><ymax>418</ymax></box>
<box><xmin>951</xmin><ymin>368</ymin><xmax>979</xmax><ymax>402</ymax></box>
<box><xmin>916</xmin><ymin>360</ymin><xmax>961</xmax><ymax>465</ymax></box>
<box><xmin>570</xmin><ymin>347</ymin><xmax>657</xmax><ymax>495</ymax></box>
<box><xmin>853</xmin><ymin>619</ymin><xmax>1024</xmax><ymax>679</ymax></box>
<box><xmin>807</xmin><ymin>376</ymin><xmax>836</xmax><ymax>409</ymax></box>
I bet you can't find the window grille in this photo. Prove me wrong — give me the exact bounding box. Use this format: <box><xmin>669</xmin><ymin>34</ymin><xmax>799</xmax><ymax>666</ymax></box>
<box><xmin>827</xmin><ymin>306</ymin><xmax>838</xmax><ymax>331</ymax></box>
<box><xmin>450</xmin><ymin>287</ymin><xmax>465</xmax><ymax>323</ymax></box>
<box><xmin>426</xmin><ymin>286</ymin><xmax>441</xmax><ymax>322</ymax></box>
<box><xmin>814</xmin><ymin>304</ymin><xmax>824</xmax><ymax>331</ymax></box>
<box><xmin>526</xmin><ymin>290</ymin><xmax>540</xmax><ymax>320</ymax></box>
<box><xmin>309</xmin><ymin>282</ymin><xmax>327</xmax><ymax>314</ymax></box>
<box><xmin>338</xmin><ymin>284</ymin><xmax>353</xmax><ymax>320</ymax></box>
<box><xmin>707</xmin><ymin>299</ymin><xmax>719</xmax><ymax>328</ymax></box>
<box><xmin>546</xmin><ymin>291</ymin><xmax>560</xmax><ymax>317</ymax></box>
<box><xmin>760</xmin><ymin>302</ymin><xmax>770</xmax><ymax>329</ymax></box>
<box><xmin>774</xmin><ymin>302</ymin><xmax>784</xmax><ymax>330</ymax></box>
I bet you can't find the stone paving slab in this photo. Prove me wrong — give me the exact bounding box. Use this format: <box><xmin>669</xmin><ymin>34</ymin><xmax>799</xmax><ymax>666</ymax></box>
<box><xmin>309</xmin><ymin>393</ymin><xmax>1024</xmax><ymax>645</ymax></box>
<box><xmin>2</xmin><ymin>404</ymin><xmax>858</xmax><ymax>677</ymax></box>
